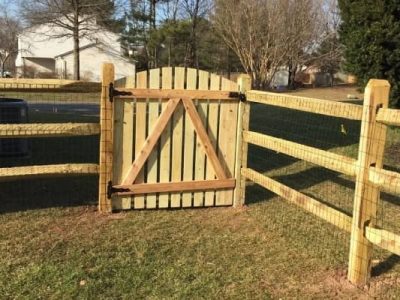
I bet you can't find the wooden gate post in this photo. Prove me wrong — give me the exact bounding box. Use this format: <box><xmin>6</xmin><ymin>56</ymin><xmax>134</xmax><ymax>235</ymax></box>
<box><xmin>98</xmin><ymin>63</ymin><xmax>115</xmax><ymax>213</ymax></box>
<box><xmin>348</xmin><ymin>79</ymin><xmax>390</xmax><ymax>285</ymax></box>
<box><xmin>233</xmin><ymin>74</ymin><xmax>252</xmax><ymax>207</ymax></box>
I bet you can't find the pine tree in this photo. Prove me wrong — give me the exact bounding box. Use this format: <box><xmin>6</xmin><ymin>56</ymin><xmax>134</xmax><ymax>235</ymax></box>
<box><xmin>338</xmin><ymin>0</ymin><xmax>400</xmax><ymax>107</ymax></box>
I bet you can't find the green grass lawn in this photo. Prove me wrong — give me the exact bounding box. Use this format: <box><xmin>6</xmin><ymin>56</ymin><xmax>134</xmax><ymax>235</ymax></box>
<box><xmin>1</xmin><ymin>92</ymin><xmax>400</xmax><ymax>298</ymax></box>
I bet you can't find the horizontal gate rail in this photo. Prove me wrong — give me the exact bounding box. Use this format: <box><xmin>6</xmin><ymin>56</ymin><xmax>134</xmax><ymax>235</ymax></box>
<box><xmin>246</xmin><ymin>90</ymin><xmax>363</xmax><ymax>120</ymax></box>
<box><xmin>115</xmin><ymin>88</ymin><xmax>239</xmax><ymax>100</ymax></box>
<box><xmin>242</xmin><ymin>168</ymin><xmax>352</xmax><ymax>232</ymax></box>
<box><xmin>113</xmin><ymin>179</ymin><xmax>236</xmax><ymax>196</ymax></box>
<box><xmin>376</xmin><ymin>107</ymin><xmax>400</xmax><ymax>126</ymax></box>
<box><xmin>0</xmin><ymin>163</ymin><xmax>99</xmax><ymax>181</ymax></box>
<box><xmin>0</xmin><ymin>123</ymin><xmax>100</xmax><ymax>138</ymax></box>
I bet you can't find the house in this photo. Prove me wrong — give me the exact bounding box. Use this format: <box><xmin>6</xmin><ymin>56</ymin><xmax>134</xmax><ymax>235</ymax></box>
<box><xmin>15</xmin><ymin>21</ymin><xmax>135</xmax><ymax>81</ymax></box>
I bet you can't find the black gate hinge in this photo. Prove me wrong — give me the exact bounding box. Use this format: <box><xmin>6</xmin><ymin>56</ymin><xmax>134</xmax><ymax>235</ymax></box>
<box><xmin>107</xmin><ymin>181</ymin><xmax>130</xmax><ymax>198</ymax></box>
<box><xmin>109</xmin><ymin>83</ymin><xmax>133</xmax><ymax>102</ymax></box>
<box><xmin>228</xmin><ymin>92</ymin><xmax>247</xmax><ymax>102</ymax></box>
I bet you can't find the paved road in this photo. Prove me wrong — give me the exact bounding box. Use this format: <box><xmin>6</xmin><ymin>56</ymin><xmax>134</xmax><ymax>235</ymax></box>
<box><xmin>29</xmin><ymin>103</ymin><xmax>100</xmax><ymax>117</ymax></box>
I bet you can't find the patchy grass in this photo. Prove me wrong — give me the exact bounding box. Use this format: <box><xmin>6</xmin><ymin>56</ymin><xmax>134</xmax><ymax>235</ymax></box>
<box><xmin>290</xmin><ymin>85</ymin><xmax>364</xmax><ymax>102</ymax></box>
<box><xmin>1</xmin><ymin>89</ymin><xmax>400</xmax><ymax>298</ymax></box>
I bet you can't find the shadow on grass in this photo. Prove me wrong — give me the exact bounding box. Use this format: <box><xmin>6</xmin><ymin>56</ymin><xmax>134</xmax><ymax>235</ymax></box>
<box><xmin>372</xmin><ymin>254</ymin><xmax>400</xmax><ymax>277</ymax></box>
<box><xmin>0</xmin><ymin>110</ymin><xmax>100</xmax><ymax>214</ymax></box>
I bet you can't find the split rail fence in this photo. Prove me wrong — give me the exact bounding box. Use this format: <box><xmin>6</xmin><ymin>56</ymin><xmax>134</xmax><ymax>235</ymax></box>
<box><xmin>1</xmin><ymin>62</ymin><xmax>400</xmax><ymax>286</ymax></box>
<box><xmin>240</xmin><ymin>80</ymin><xmax>400</xmax><ymax>285</ymax></box>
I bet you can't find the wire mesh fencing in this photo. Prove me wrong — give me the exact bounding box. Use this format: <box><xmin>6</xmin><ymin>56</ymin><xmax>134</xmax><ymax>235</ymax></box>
<box><xmin>0</xmin><ymin>82</ymin><xmax>100</xmax><ymax>213</ymax></box>
<box><xmin>242</xmin><ymin>80</ymin><xmax>400</xmax><ymax>286</ymax></box>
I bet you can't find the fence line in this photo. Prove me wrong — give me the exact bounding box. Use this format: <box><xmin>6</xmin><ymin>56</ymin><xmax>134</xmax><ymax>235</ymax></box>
<box><xmin>0</xmin><ymin>123</ymin><xmax>100</xmax><ymax>138</ymax></box>
<box><xmin>246</xmin><ymin>90</ymin><xmax>364</xmax><ymax>120</ymax></box>
<box><xmin>0</xmin><ymin>164</ymin><xmax>99</xmax><ymax>181</ymax></box>
<box><xmin>243</xmin><ymin>79</ymin><xmax>400</xmax><ymax>285</ymax></box>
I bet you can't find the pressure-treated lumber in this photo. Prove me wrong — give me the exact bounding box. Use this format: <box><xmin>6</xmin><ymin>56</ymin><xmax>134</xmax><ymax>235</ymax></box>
<box><xmin>348</xmin><ymin>79</ymin><xmax>390</xmax><ymax>285</ymax></box>
<box><xmin>122</xmin><ymin>98</ymin><xmax>180</xmax><ymax>185</ymax></box>
<box><xmin>114</xmin><ymin>179</ymin><xmax>235</xmax><ymax>196</ymax></box>
<box><xmin>376</xmin><ymin>108</ymin><xmax>400</xmax><ymax>127</ymax></box>
<box><xmin>204</xmin><ymin>73</ymin><xmax>221</xmax><ymax>206</ymax></box>
<box><xmin>369</xmin><ymin>166</ymin><xmax>400</xmax><ymax>195</ymax></box>
<box><xmin>246</xmin><ymin>90</ymin><xmax>363</xmax><ymax>120</ymax></box>
<box><xmin>0</xmin><ymin>163</ymin><xmax>99</xmax><ymax>181</ymax></box>
<box><xmin>242</xmin><ymin>168</ymin><xmax>352</xmax><ymax>232</ymax></box>
<box><xmin>116</xmin><ymin>89</ymin><xmax>236</xmax><ymax>100</ymax></box>
<box><xmin>98</xmin><ymin>63</ymin><xmax>115</xmax><ymax>213</ymax></box>
<box><xmin>182</xmin><ymin>98</ymin><xmax>227</xmax><ymax>180</ymax></box>
<box><xmin>365</xmin><ymin>226</ymin><xmax>400</xmax><ymax>256</ymax></box>
<box><xmin>158</xmin><ymin>67</ymin><xmax>173</xmax><ymax>208</ymax></box>
<box><xmin>243</xmin><ymin>131</ymin><xmax>357</xmax><ymax>177</ymax></box>
<box><xmin>216</xmin><ymin>78</ymin><xmax>239</xmax><ymax>205</ymax></box>
<box><xmin>146</xmin><ymin>68</ymin><xmax>161</xmax><ymax>209</ymax></box>
<box><xmin>132</xmin><ymin>71</ymin><xmax>147</xmax><ymax>209</ymax></box>
<box><xmin>0</xmin><ymin>123</ymin><xmax>100</xmax><ymax>138</ymax></box>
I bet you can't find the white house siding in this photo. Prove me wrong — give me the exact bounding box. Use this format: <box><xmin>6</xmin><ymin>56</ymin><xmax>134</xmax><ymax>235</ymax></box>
<box><xmin>15</xmin><ymin>21</ymin><xmax>135</xmax><ymax>80</ymax></box>
<box><xmin>58</xmin><ymin>46</ymin><xmax>135</xmax><ymax>81</ymax></box>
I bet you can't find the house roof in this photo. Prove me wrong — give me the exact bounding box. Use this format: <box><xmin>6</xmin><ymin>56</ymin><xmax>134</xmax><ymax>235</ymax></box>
<box><xmin>54</xmin><ymin>42</ymin><xmax>98</xmax><ymax>58</ymax></box>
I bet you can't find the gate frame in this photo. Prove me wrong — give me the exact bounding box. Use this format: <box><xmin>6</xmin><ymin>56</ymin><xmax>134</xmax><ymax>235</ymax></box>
<box><xmin>98</xmin><ymin>63</ymin><xmax>251</xmax><ymax>212</ymax></box>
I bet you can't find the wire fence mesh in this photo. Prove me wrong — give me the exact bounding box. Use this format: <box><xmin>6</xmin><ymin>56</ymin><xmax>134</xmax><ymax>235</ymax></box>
<box><xmin>243</xmin><ymin>83</ymin><xmax>400</xmax><ymax>287</ymax></box>
<box><xmin>0</xmin><ymin>83</ymin><xmax>100</xmax><ymax>213</ymax></box>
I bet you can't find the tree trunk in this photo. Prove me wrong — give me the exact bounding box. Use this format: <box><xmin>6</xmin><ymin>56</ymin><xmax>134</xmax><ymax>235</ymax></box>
<box><xmin>0</xmin><ymin>60</ymin><xmax>4</xmax><ymax>78</ymax></box>
<box><xmin>73</xmin><ymin>29</ymin><xmax>80</xmax><ymax>80</ymax></box>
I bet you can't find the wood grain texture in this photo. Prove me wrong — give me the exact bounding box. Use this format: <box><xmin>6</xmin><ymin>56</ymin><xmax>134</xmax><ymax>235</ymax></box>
<box><xmin>133</xmin><ymin>71</ymin><xmax>147</xmax><ymax>209</ymax></box>
<box><xmin>98</xmin><ymin>63</ymin><xmax>114</xmax><ymax>213</ymax></box>
<box><xmin>247</xmin><ymin>90</ymin><xmax>364</xmax><ymax>120</ymax></box>
<box><xmin>348</xmin><ymin>79</ymin><xmax>390</xmax><ymax>285</ymax></box>
<box><xmin>0</xmin><ymin>163</ymin><xmax>99</xmax><ymax>181</ymax></box>
<box><xmin>376</xmin><ymin>107</ymin><xmax>400</xmax><ymax>126</ymax></box>
<box><xmin>114</xmin><ymin>179</ymin><xmax>235</xmax><ymax>196</ymax></box>
<box><xmin>159</xmin><ymin>67</ymin><xmax>173</xmax><ymax>208</ymax></box>
<box><xmin>243</xmin><ymin>131</ymin><xmax>357</xmax><ymax>177</ymax></box>
<box><xmin>0</xmin><ymin>123</ymin><xmax>100</xmax><ymax>138</ymax></box>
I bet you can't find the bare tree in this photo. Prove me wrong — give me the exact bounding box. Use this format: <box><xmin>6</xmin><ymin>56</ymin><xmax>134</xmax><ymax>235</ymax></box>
<box><xmin>213</xmin><ymin>0</ymin><xmax>326</xmax><ymax>89</ymax></box>
<box><xmin>282</xmin><ymin>0</ymin><xmax>324</xmax><ymax>89</ymax></box>
<box><xmin>0</xmin><ymin>1</ymin><xmax>21</xmax><ymax>77</ymax></box>
<box><xmin>311</xmin><ymin>0</ymin><xmax>342</xmax><ymax>86</ymax></box>
<box><xmin>21</xmin><ymin>0</ymin><xmax>122</xmax><ymax>80</ymax></box>
<box><xmin>214</xmin><ymin>0</ymin><xmax>292</xmax><ymax>88</ymax></box>
<box><xmin>180</xmin><ymin>0</ymin><xmax>212</xmax><ymax>68</ymax></box>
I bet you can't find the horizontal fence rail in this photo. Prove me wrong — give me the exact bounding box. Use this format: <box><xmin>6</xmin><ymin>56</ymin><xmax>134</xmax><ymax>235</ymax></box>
<box><xmin>246</xmin><ymin>90</ymin><xmax>364</xmax><ymax>120</ymax></box>
<box><xmin>0</xmin><ymin>164</ymin><xmax>99</xmax><ymax>181</ymax></box>
<box><xmin>243</xmin><ymin>130</ymin><xmax>357</xmax><ymax>177</ymax></box>
<box><xmin>242</xmin><ymin>168</ymin><xmax>353</xmax><ymax>232</ymax></box>
<box><xmin>376</xmin><ymin>107</ymin><xmax>400</xmax><ymax>126</ymax></box>
<box><xmin>241</xmin><ymin>82</ymin><xmax>400</xmax><ymax>285</ymax></box>
<box><xmin>365</xmin><ymin>226</ymin><xmax>400</xmax><ymax>256</ymax></box>
<box><xmin>0</xmin><ymin>123</ymin><xmax>100</xmax><ymax>138</ymax></box>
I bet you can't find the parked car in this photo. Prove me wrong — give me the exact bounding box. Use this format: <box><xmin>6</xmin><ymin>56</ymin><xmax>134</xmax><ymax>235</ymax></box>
<box><xmin>1</xmin><ymin>71</ymin><xmax>12</xmax><ymax>78</ymax></box>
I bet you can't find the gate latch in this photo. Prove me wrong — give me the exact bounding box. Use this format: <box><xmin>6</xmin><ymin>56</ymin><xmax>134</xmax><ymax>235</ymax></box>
<box><xmin>107</xmin><ymin>181</ymin><xmax>130</xmax><ymax>198</ymax></box>
<box><xmin>109</xmin><ymin>83</ymin><xmax>133</xmax><ymax>102</ymax></box>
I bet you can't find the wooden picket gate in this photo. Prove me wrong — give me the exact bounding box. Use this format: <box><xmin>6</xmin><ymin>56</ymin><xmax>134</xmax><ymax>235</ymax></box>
<box><xmin>98</xmin><ymin>63</ymin><xmax>251</xmax><ymax>211</ymax></box>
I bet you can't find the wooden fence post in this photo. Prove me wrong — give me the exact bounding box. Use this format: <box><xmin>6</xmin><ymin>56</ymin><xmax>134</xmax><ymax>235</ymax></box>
<box><xmin>233</xmin><ymin>74</ymin><xmax>252</xmax><ymax>207</ymax></box>
<box><xmin>98</xmin><ymin>63</ymin><xmax>115</xmax><ymax>213</ymax></box>
<box><xmin>348</xmin><ymin>79</ymin><xmax>390</xmax><ymax>285</ymax></box>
